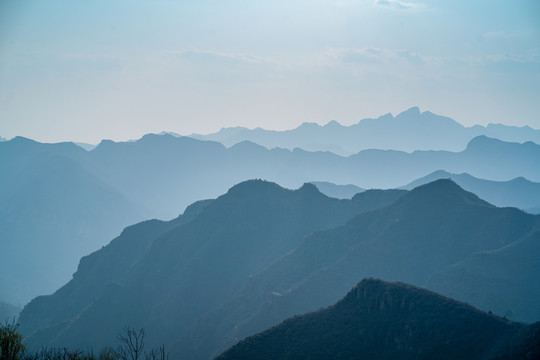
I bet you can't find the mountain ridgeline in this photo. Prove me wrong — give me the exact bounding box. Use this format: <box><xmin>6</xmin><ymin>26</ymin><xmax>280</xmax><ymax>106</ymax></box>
<box><xmin>0</xmin><ymin>140</ymin><xmax>145</xmax><ymax>305</ymax></box>
<box><xmin>190</xmin><ymin>107</ymin><xmax>540</xmax><ymax>155</ymax></box>
<box><xmin>19</xmin><ymin>181</ymin><xmax>405</xmax><ymax>353</ymax></box>
<box><xmin>216</xmin><ymin>279</ymin><xmax>540</xmax><ymax>360</ymax></box>
<box><xmin>178</xmin><ymin>179</ymin><xmax>540</xmax><ymax>359</ymax></box>
<box><xmin>309</xmin><ymin>181</ymin><xmax>364</xmax><ymax>199</ymax></box>
<box><xmin>401</xmin><ymin>170</ymin><xmax>540</xmax><ymax>213</ymax></box>
<box><xmin>18</xmin><ymin>179</ymin><xmax>540</xmax><ymax>359</ymax></box>
<box><xmin>5</xmin><ymin>132</ymin><xmax>540</xmax><ymax>304</ymax></box>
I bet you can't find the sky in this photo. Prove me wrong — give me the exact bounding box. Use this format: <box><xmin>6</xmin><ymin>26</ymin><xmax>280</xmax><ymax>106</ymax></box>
<box><xmin>1</xmin><ymin>0</ymin><xmax>539</xmax><ymax>143</ymax></box>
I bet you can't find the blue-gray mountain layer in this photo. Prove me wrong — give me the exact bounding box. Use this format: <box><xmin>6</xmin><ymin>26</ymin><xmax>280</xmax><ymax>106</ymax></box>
<box><xmin>18</xmin><ymin>180</ymin><xmax>540</xmax><ymax>360</ymax></box>
<box><xmin>190</xmin><ymin>107</ymin><xmax>540</xmax><ymax>156</ymax></box>
<box><xmin>0</xmin><ymin>138</ymin><xmax>145</xmax><ymax>305</ymax></box>
<box><xmin>3</xmin><ymin>133</ymin><xmax>539</xmax><ymax>304</ymax></box>
<box><xmin>216</xmin><ymin>279</ymin><xmax>540</xmax><ymax>360</ymax></box>
<box><xmin>309</xmin><ymin>181</ymin><xmax>364</xmax><ymax>199</ymax></box>
<box><xmin>19</xmin><ymin>181</ymin><xmax>404</xmax><ymax>354</ymax></box>
<box><xmin>179</xmin><ymin>180</ymin><xmax>540</xmax><ymax>359</ymax></box>
<box><xmin>402</xmin><ymin>170</ymin><xmax>540</xmax><ymax>213</ymax></box>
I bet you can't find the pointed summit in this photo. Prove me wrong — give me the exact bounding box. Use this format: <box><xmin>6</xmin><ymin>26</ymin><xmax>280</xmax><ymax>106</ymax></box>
<box><xmin>297</xmin><ymin>182</ymin><xmax>323</xmax><ymax>195</ymax></box>
<box><xmin>410</xmin><ymin>178</ymin><xmax>465</xmax><ymax>195</ymax></box>
<box><xmin>217</xmin><ymin>279</ymin><xmax>537</xmax><ymax>360</ymax></box>
<box><xmin>396</xmin><ymin>106</ymin><xmax>421</xmax><ymax>119</ymax></box>
<box><xmin>93</xmin><ymin>138</ymin><xmax>116</xmax><ymax>152</ymax></box>
<box><xmin>323</xmin><ymin>120</ymin><xmax>341</xmax><ymax>128</ymax></box>
<box><xmin>397</xmin><ymin>179</ymin><xmax>493</xmax><ymax>211</ymax></box>
<box><xmin>345</xmin><ymin>278</ymin><xmax>458</xmax><ymax>311</ymax></box>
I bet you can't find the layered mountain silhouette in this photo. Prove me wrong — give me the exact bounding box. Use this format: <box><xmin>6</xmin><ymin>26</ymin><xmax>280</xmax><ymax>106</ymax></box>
<box><xmin>19</xmin><ymin>181</ymin><xmax>405</xmax><ymax>353</ymax></box>
<box><xmin>18</xmin><ymin>179</ymin><xmax>540</xmax><ymax>359</ymax></box>
<box><xmin>216</xmin><ymin>279</ymin><xmax>540</xmax><ymax>360</ymax></box>
<box><xmin>309</xmin><ymin>181</ymin><xmax>364</xmax><ymax>199</ymax></box>
<box><xmin>5</xmin><ymin>131</ymin><xmax>540</xmax><ymax>304</ymax></box>
<box><xmin>314</xmin><ymin>169</ymin><xmax>540</xmax><ymax>211</ymax></box>
<box><xmin>5</xmin><ymin>133</ymin><xmax>539</xmax><ymax>304</ymax></box>
<box><xmin>17</xmin><ymin>198</ymin><xmax>212</xmax><ymax>343</ymax></box>
<box><xmin>5</xmin><ymin>134</ymin><xmax>540</xmax><ymax>214</ymax></box>
<box><xmin>180</xmin><ymin>180</ymin><xmax>540</xmax><ymax>359</ymax></box>
<box><xmin>402</xmin><ymin>170</ymin><xmax>540</xmax><ymax>213</ymax></box>
<box><xmin>0</xmin><ymin>138</ymin><xmax>144</xmax><ymax>305</ymax></box>
<box><xmin>74</xmin><ymin>142</ymin><xmax>97</xmax><ymax>151</ymax></box>
<box><xmin>190</xmin><ymin>107</ymin><xmax>540</xmax><ymax>155</ymax></box>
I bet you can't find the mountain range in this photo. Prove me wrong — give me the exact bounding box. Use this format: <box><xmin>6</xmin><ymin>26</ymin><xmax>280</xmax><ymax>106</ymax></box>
<box><xmin>312</xmin><ymin>171</ymin><xmax>540</xmax><ymax>213</ymax></box>
<box><xmin>190</xmin><ymin>107</ymin><xmax>540</xmax><ymax>156</ymax></box>
<box><xmin>2</xmin><ymin>133</ymin><xmax>539</xmax><ymax>306</ymax></box>
<box><xmin>19</xmin><ymin>181</ymin><xmax>405</xmax><ymax>353</ymax></box>
<box><xmin>18</xmin><ymin>179</ymin><xmax>540</xmax><ymax>359</ymax></box>
<box><xmin>0</xmin><ymin>139</ymin><xmax>145</xmax><ymax>305</ymax></box>
<box><xmin>216</xmin><ymin>279</ymin><xmax>540</xmax><ymax>360</ymax></box>
<box><xmin>179</xmin><ymin>180</ymin><xmax>540</xmax><ymax>359</ymax></box>
<box><xmin>401</xmin><ymin>170</ymin><xmax>540</xmax><ymax>214</ymax></box>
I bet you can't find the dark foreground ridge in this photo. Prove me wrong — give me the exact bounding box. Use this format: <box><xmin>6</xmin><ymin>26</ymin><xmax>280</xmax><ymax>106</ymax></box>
<box><xmin>216</xmin><ymin>279</ymin><xmax>540</xmax><ymax>360</ymax></box>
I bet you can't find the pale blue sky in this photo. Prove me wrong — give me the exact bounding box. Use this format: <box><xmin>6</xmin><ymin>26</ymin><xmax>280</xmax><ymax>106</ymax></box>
<box><xmin>1</xmin><ymin>0</ymin><xmax>539</xmax><ymax>143</ymax></box>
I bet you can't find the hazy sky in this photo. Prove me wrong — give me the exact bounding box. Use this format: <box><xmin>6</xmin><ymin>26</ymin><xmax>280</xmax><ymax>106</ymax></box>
<box><xmin>1</xmin><ymin>0</ymin><xmax>539</xmax><ymax>143</ymax></box>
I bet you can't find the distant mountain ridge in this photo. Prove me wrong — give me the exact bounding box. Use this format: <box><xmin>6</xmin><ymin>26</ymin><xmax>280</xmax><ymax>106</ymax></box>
<box><xmin>314</xmin><ymin>170</ymin><xmax>540</xmax><ymax>211</ymax></box>
<box><xmin>401</xmin><ymin>170</ymin><xmax>540</xmax><ymax>213</ymax></box>
<box><xmin>87</xmin><ymin>133</ymin><xmax>540</xmax><ymax>191</ymax></box>
<box><xmin>309</xmin><ymin>181</ymin><xmax>364</xmax><ymax>199</ymax></box>
<box><xmin>74</xmin><ymin>142</ymin><xmax>97</xmax><ymax>151</ymax></box>
<box><xmin>0</xmin><ymin>147</ymin><xmax>144</xmax><ymax>305</ymax></box>
<box><xmin>216</xmin><ymin>279</ymin><xmax>540</xmax><ymax>360</ymax></box>
<box><xmin>190</xmin><ymin>107</ymin><xmax>540</xmax><ymax>155</ymax></box>
<box><xmin>3</xmin><ymin>133</ymin><xmax>540</xmax><ymax>304</ymax></box>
